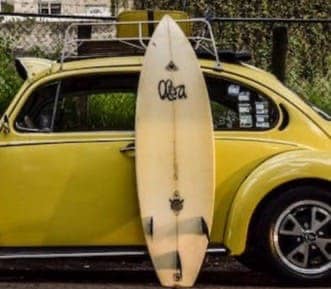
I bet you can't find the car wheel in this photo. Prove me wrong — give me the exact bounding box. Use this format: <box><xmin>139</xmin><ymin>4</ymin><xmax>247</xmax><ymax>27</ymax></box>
<box><xmin>257</xmin><ymin>186</ymin><xmax>331</xmax><ymax>282</ymax></box>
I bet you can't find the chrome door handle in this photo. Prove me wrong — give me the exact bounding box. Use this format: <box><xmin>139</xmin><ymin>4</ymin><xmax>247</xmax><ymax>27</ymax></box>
<box><xmin>120</xmin><ymin>143</ymin><xmax>135</xmax><ymax>153</ymax></box>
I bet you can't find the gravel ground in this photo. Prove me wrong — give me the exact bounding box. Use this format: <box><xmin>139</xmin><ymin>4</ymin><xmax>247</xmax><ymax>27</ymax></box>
<box><xmin>0</xmin><ymin>256</ymin><xmax>329</xmax><ymax>289</ymax></box>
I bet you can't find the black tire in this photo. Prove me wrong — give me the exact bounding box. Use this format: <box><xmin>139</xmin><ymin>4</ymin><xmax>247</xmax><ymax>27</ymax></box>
<box><xmin>240</xmin><ymin>185</ymin><xmax>331</xmax><ymax>283</ymax></box>
<box><xmin>236</xmin><ymin>247</ymin><xmax>266</xmax><ymax>272</ymax></box>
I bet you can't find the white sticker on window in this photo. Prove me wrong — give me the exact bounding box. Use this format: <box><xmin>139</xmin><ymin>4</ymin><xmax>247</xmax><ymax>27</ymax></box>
<box><xmin>256</xmin><ymin>122</ymin><xmax>270</xmax><ymax>128</ymax></box>
<box><xmin>228</xmin><ymin>84</ymin><xmax>240</xmax><ymax>96</ymax></box>
<box><xmin>238</xmin><ymin>91</ymin><xmax>250</xmax><ymax>102</ymax></box>
<box><xmin>239</xmin><ymin>103</ymin><xmax>252</xmax><ymax>114</ymax></box>
<box><xmin>255</xmin><ymin>101</ymin><xmax>269</xmax><ymax>114</ymax></box>
<box><xmin>240</xmin><ymin>114</ymin><xmax>253</xmax><ymax>128</ymax></box>
<box><xmin>256</xmin><ymin>115</ymin><xmax>269</xmax><ymax>123</ymax></box>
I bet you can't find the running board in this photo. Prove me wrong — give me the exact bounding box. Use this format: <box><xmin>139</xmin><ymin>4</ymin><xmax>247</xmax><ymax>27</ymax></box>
<box><xmin>0</xmin><ymin>246</ymin><xmax>228</xmax><ymax>259</ymax></box>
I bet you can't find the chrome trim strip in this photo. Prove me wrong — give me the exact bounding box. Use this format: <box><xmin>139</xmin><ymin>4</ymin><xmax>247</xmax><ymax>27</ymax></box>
<box><xmin>0</xmin><ymin>251</ymin><xmax>147</xmax><ymax>259</ymax></box>
<box><xmin>0</xmin><ymin>247</ymin><xmax>228</xmax><ymax>259</ymax></box>
<box><xmin>207</xmin><ymin>248</ymin><xmax>228</xmax><ymax>254</ymax></box>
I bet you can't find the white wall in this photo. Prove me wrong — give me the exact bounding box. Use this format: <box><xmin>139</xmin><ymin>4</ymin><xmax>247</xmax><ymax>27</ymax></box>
<box><xmin>9</xmin><ymin>0</ymin><xmax>134</xmax><ymax>16</ymax></box>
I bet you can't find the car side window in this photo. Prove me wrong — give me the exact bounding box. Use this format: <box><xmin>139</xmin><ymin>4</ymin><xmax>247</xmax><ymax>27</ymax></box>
<box><xmin>206</xmin><ymin>76</ymin><xmax>279</xmax><ymax>130</ymax></box>
<box><xmin>16</xmin><ymin>82</ymin><xmax>59</xmax><ymax>132</ymax></box>
<box><xmin>16</xmin><ymin>73</ymin><xmax>139</xmax><ymax>133</ymax></box>
<box><xmin>55</xmin><ymin>73</ymin><xmax>138</xmax><ymax>132</ymax></box>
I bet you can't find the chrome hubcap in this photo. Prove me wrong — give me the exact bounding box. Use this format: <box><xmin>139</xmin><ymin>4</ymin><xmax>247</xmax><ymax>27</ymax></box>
<box><xmin>302</xmin><ymin>231</ymin><xmax>317</xmax><ymax>243</ymax></box>
<box><xmin>273</xmin><ymin>200</ymin><xmax>331</xmax><ymax>275</ymax></box>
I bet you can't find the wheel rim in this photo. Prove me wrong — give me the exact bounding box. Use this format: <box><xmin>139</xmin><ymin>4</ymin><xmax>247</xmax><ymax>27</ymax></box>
<box><xmin>273</xmin><ymin>200</ymin><xmax>331</xmax><ymax>275</ymax></box>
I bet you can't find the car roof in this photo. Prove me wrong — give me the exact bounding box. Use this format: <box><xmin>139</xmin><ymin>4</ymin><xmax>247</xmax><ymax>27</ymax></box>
<box><xmin>19</xmin><ymin>55</ymin><xmax>296</xmax><ymax>104</ymax></box>
<box><xmin>17</xmin><ymin>55</ymin><xmax>296</xmax><ymax>105</ymax></box>
<box><xmin>58</xmin><ymin>56</ymin><xmax>280</xmax><ymax>88</ymax></box>
<box><xmin>17</xmin><ymin>55</ymin><xmax>281</xmax><ymax>91</ymax></box>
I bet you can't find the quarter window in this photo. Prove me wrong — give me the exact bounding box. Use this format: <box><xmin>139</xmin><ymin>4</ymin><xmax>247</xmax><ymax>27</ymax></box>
<box><xmin>206</xmin><ymin>76</ymin><xmax>279</xmax><ymax>130</ymax></box>
<box><xmin>16</xmin><ymin>82</ymin><xmax>59</xmax><ymax>132</ymax></box>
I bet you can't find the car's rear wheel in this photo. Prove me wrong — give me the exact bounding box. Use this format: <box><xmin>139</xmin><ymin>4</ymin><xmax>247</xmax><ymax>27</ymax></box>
<box><xmin>239</xmin><ymin>185</ymin><xmax>331</xmax><ymax>282</ymax></box>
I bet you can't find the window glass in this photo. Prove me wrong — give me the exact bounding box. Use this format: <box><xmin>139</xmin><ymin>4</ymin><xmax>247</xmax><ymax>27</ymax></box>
<box><xmin>16</xmin><ymin>73</ymin><xmax>138</xmax><ymax>133</ymax></box>
<box><xmin>55</xmin><ymin>92</ymin><xmax>136</xmax><ymax>132</ymax></box>
<box><xmin>16</xmin><ymin>82</ymin><xmax>58</xmax><ymax>132</ymax></box>
<box><xmin>206</xmin><ymin>76</ymin><xmax>279</xmax><ymax>130</ymax></box>
<box><xmin>54</xmin><ymin>73</ymin><xmax>138</xmax><ymax>132</ymax></box>
<box><xmin>50</xmin><ymin>3</ymin><xmax>61</xmax><ymax>14</ymax></box>
<box><xmin>38</xmin><ymin>2</ymin><xmax>61</xmax><ymax>15</ymax></box>
<box><xmin>16</xmin><ymin>73</ymin><xmax>278</xmax><ymax>133</ymax></box>
<box><xmin>39</xmin><ymin>5</ymin><xmax>49</xmax><ymax>14</ymax></box>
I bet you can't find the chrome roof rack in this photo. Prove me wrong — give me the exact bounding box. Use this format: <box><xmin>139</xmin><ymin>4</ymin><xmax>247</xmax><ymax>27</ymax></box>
<box><xmin>60</xmin><ymin>18</ymin><xmax>221</xmax><ymax>70</ymax></box>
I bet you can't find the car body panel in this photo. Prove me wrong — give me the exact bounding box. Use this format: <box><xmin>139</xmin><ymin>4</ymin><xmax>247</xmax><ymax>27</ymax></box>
<box><xmin>211</xmin><ymin>138</ymin><xmax>297</xmax><ymax>243</ymax></box>
<box><xmin>0</xmin><ymin>135</ymin><xmax>145</xmax><ymax>246</ymax></box>
<box><xmin>0</xmin><ymin>56</ymin><xmax>329</xmax><ymax>252</ymax></box>
<box><xmin>225</xmin><ymin>150</ymin><xmax>331</xmax><ymax>255</ymax></box>
<box><xmin>0</xmin><ymin>133</ymin><xmax>299</xmax><ymax>247</ymax></box>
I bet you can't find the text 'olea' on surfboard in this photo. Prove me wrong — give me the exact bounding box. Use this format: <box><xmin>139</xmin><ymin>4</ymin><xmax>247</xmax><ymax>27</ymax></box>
<box><xmin>135</xmin><ymin>15</ymin><xmax>215</xmax><ymax>287</ymax></box>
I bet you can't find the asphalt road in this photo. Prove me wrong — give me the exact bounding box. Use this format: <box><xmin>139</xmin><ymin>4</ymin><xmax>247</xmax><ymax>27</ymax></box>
<box><xmin>0</xmin><ymin>257</ymin><xmax>328</xmax><ymax>289</ymax></box>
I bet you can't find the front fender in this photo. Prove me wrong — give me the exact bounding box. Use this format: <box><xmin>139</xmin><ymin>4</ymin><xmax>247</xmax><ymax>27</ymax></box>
<box><xmin>224</xmin><ymin>150</ymin><xmax>331</xmax><ymax>255</ymax></box>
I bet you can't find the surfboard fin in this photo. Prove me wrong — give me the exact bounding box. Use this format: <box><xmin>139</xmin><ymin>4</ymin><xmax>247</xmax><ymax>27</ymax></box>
<box><xmin>200</xmin><ymin>217</ymin><xmax>210</xmax><ymax>242</ymax></box>
<box><xmin>148</xmin><ymin>217</ymin><xmax>154</xmax><ymax>237</ymax></box>
<box><xmin>174</xmin><ymin>251</ymin><xmax>182</xmax><ymax>282</ymax></box>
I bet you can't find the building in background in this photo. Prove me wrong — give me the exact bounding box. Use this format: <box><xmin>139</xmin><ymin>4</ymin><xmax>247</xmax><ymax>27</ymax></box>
<box><xmin>1</xmin><ymin>0</ymin><xmax>133</xmax><ymax>16</ymax></box>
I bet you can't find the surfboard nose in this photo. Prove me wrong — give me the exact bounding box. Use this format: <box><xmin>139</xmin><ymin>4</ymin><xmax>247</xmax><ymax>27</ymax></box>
<box><xmin>158</xmin><ymin>14</ymin><xmax>181</xmax><ymax>32</ymax></box>
<box><xmin>159</xmin><ymin>14</ymin><xmax>173</xmax><ymax>22</ymax></box>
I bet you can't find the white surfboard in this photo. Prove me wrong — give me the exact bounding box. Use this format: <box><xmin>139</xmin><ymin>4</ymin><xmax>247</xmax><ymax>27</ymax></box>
<box><xmin>135</xmin><ymin>15</ymin><xmax>215</xmax><ymax>287</ymax></box>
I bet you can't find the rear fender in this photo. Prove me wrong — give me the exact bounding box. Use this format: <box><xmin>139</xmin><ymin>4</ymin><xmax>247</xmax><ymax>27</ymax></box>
<box><xmin>224</xmin><ymin>150</ymin><xmax>331</xmax><ymax>255</ymax></box>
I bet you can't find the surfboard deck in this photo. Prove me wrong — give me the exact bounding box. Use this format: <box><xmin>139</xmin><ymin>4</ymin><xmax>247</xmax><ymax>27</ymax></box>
<box><xmin>135</xmin><ymin>15</ymin><xmax>215</xmax><ymax>287</ymax></box>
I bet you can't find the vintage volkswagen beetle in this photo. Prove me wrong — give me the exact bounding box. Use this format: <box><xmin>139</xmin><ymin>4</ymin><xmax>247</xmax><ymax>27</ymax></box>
<box><xmin>0</xmin><ymin>11</ymin><xmax>330</xmax><ymax>283</ymax></box>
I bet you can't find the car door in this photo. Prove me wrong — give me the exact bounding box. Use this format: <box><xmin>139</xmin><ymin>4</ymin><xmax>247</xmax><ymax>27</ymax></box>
<box><xmin>0</xmin><ymin>72</ymin><xmax>144</xmax><ymax>247</ymax></box>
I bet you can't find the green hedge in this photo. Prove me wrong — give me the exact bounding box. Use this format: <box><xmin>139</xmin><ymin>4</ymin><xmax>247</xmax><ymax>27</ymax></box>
<box><xmin>0</xmin><ymin>38</ymin><xmax>22</xmax><ymax>114</ymax></box>
<box><xmin>87</xmin><ymin>92</ymin><xmax>136</xmax><ymax>130</ymax></box>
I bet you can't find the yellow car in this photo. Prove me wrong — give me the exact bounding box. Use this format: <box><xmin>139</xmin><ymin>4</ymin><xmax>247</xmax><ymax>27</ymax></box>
<box><xmin>0</xmin><ymin>53</ymin><xmax>330</xmax><ymax>282</ymax></box>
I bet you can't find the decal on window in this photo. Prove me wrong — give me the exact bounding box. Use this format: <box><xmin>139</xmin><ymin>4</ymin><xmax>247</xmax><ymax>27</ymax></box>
<box><xmin>256</xmin><ymin>115</ymin><xmax>269</xmax><ymax>122</ymax></box>
<box><xmin>238</xmin><ymin>91</ymin><xmax>251</xmax><ymax>102</ymax></box>
<box><xmin>256</xmin><ymin>122</ymin><xmax>271</xmax><ymax>128</ymax></box>
<box><xmin>256</xmin><ymin>114</ymin><xmax>270</xmax><ymax>128</ymax></box>
<box><xmin>238</xmin><ymin>103</ymin><xmax>252</xmax><ymax>114</ymax></box>
<box><xmin>228</xmin><ymin>84</ymin><xmax>240</xmax><ymax>97</ymax></box>
<box><xmin>255</xmin><ymin>101</ymin><xmax>269</xmax><ymax>115</ymax></box>
<box><xmin>239</xmin><ymin>114</ymin><xmax>253</xmax><ymax>128</ymax></box>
